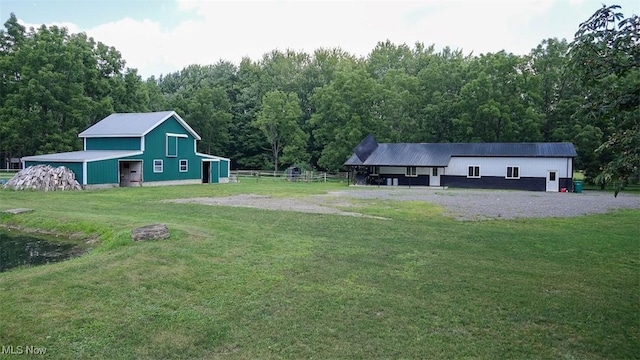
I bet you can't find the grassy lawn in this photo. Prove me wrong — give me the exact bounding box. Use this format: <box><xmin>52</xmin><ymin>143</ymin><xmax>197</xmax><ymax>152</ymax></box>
<box><xmin>0</xmin><ymin>183</ymin><xmax>638</xmax><ymax>359</ymax></box>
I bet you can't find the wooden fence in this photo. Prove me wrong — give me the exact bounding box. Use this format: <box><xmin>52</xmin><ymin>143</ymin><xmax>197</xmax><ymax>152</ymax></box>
<box><xmin>232</xmin><ymin>170</ymin><xmax>348</xmax><ymax>183</ymax></box>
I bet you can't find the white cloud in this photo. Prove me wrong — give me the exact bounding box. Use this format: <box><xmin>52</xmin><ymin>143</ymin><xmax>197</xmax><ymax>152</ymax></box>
<box><xmin>86</xmin><ymin>18</ymin><xmax>167</xmax><ymax>72</ymax></box>
<box><xmin>19</xmin><ymin>19</ymin><xmax>81</xmax><ymax>34</ymax></box>
<box><xmin>18</xmin><ymin>0</ymin><xmax>622</xmax><ymax>78</ymax></box>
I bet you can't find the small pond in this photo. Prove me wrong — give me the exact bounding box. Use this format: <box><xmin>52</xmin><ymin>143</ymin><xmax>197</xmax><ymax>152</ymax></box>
<box><xmin>0</xmin><ymin>229</ymin><xmax>85</xmax><ymax>272</ymax></box>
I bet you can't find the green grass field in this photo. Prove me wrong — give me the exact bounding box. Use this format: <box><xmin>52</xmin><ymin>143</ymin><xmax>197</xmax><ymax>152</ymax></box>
<box><xmin>1</xmin><ymin>183</ymin><xmax>638</xmax><ymax>359</ymax></box>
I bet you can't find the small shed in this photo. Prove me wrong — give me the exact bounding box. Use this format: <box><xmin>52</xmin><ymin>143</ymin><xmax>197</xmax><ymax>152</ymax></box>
<box><xmin>286</xmin><ymin>166</ymin><xmax>301</xmax><ymax>181</ymax></box>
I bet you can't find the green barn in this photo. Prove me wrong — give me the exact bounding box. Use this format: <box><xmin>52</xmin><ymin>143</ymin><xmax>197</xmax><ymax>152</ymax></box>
<box><xmin>22</xmin><ymin>111</ymin><xmax>230</xmax><ymax>187</ymax></box>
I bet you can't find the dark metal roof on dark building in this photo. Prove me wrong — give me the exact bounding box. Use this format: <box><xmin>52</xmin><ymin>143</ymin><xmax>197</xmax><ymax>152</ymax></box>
<box><xmin>344</xmin><ymin>135</ymin><xmax>577</xmax><ymax>166</ymax></box>
<box><xmin>353</xmin><ymin>134</ymin><xmax>378</xmax><ymax>162</ymax></box>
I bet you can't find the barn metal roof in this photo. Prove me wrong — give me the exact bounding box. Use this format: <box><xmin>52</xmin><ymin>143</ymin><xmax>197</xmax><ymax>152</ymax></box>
<box><xmin>22</xmin><ymin>150</ymin><xmax>143</xmax><ymax>163</ymax></box>
<box><xmin>353</xmin><ymin>134</ymin><xmax>378</xmax><ymax>162</ymax></box>
<box><xmin>78</xmin><ymin>111</ymin><xmax>201</xmax><ymax>140</ymax></box>
<box><xmin>344</xmin><ymin>136</ymin><xmax>577</xmax><ymax>167</ymax></box>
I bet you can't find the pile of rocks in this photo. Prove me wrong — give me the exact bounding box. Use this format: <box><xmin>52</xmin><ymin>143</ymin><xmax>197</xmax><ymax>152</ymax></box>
<box><xmin>3</xmin><ymin>165</ymin><xmax>82</xmax><ymax>191</ymax></box>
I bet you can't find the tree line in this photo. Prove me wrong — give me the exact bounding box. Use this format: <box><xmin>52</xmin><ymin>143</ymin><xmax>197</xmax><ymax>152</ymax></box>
<box><xmin>0</xmin><ymin>5</ymin><xmax>637</xmax><ymax>186</ymax></box>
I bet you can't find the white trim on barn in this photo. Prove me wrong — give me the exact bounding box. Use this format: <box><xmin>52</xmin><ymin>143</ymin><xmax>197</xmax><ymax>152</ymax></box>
<box><xmin>196</xmin><ymin>153</ymin><xmax>231</xmax><ymax>161</ymax></box>
<box><xmin>166</xmin><ymin>133</ymin><xmax>188</xmax><ymax>138</ymax></box>
<box><xmin>21</xmin><ymin>150</ymin><xmax>143</xmax><ymax>163</ymax></box>
<box><xmin>136</xmin><ymin>179</ymin><xmax>202</xmax><ymax>187</ymax></box>
<box><xmin>196</xmin><ymin>152</ymin><xmax>231</xmax><ymax>179</ymax></box>
<box><xmin>80</xmin><ymin>111</ymin><xmax>202</xmax><ymax>141</ymax></box>
<box><xmin>140</xmin><ymin>112</ymin><xmax>201</xmax><ymax>140</ymax></box>
<box><xmin>82</xmin><ymin>161</ymin><xmax>87</xmax><ymax>185</ymax></box>
<box><xmin>179</xmin><ymin>159</ymin><xmax>188</xmax><ymax>172</ymax></box>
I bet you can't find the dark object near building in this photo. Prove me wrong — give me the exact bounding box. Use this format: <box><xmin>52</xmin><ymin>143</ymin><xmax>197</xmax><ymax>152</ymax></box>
<box><xmin>573</xmin><ymin>180</ymin><xmax>584</xmax><ymax>193</ymax></box>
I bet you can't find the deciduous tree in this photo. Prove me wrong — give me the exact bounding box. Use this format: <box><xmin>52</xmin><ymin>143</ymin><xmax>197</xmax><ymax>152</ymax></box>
<box><xmin>254</xmin><ymin>90</ymin><xmax>307</xmax><ymax>172</ymax></box>
<box><xmin>569</xmin><ymin>4</ymin><xmax>640</xmax><ymax>193</ymax></box>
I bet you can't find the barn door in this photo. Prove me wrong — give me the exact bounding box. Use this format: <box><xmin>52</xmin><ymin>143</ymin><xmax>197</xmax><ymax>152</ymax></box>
<box><xmin>119</xmin><ymin>161</ymin><xmax>142</xmax><ymax>187</ymax></box>
<box><xmin>211</xmin><ymin>161</ymin><xmax>220</xmax><ymax>183</ymax></box>
<box><xmin>430</xmin><ymin>167</ymin><xmax>440</xmax><ymax>186</ymax></box>
<box><xmin>546</xmin><ymin>170</ymin><xmax>558</xmax><ymax>192</ymax></box>
<box><xmin>202</xmin><ymin>161</ymin><xmax>210</xmax><ymax>183</ymax></box>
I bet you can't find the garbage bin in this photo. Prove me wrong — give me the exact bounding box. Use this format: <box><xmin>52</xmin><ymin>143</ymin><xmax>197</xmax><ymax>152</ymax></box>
<box><xmin>573</xmin><ymin>180</ymin><xmax>583</xmax><ymax>193</ymax></box>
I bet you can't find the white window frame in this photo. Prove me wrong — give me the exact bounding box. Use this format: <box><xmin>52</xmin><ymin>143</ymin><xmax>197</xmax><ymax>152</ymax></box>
<box><xmin>467</xmin><ymin>165</ymin><xmax>480</xmax><ymax>178</ymax></box>
<box><xmin>506</xmin><ymin>166</ymin><xmax>520</xmax><ymax>179</ymax></box>
<box><xmin>179</xmin><ymin>159</ymin><xmax>188</xmax><ymax>172</ymax></box>
<box><xmin>166</xmin><ymin>133</ymin><xmax>187</xmax><ymax>158</ymax></box>
<box><xmin>166</xmin><ymin>136</ymin><xmax>177</xmax><ymax>157</ymax></box>
<box><xmin>432</xmin><ymin>167</ymin><xmax>438</xmax><ymax>177</ymax></box>
<box><xmin>153</xmin><ymin>159</ymin><xmax>163</xmax><ymax>173</ymax></box>
<box><xmin>406</xmin><ymin>166</ymin><xmax>417</xmax><ymax>177</ymax></box>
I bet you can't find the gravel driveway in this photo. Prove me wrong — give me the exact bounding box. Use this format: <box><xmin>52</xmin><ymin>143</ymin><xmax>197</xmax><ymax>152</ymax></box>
<box><xmin>331</xmin><ymin>188</ymin><xmax>640</xmax><ymax>220</ymax></box>
<box><xmin>166</xmin><ymin>188</ymin><xmax>640</xmax><ymax>221</ymax></box>
<box><xmin>166</xmin><ymin>194</ymin><xmax>385</xmax><ymax>219</ymax></box>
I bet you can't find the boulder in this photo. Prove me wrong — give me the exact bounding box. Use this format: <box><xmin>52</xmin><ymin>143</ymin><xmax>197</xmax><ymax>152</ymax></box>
<box><xmin>3</xmin><ymin>208</ymin><xmax>34</xmax><ymax>214</ymax></box>
<box><xmin>131</xmin><ymin>224</ymin><xmax>170</xmax><ymax>241</ymax></box>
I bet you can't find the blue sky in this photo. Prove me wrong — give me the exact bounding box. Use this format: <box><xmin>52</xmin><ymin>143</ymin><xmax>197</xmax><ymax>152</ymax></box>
<box><xmin>1</xmin><ymin>0</ymin><xmax>183</xmax><ymax>27</ymax></box>
<box><xmin>1</xmin><ymin>0</ymin><xmax>638</xmax><ymax>79</ymax></box>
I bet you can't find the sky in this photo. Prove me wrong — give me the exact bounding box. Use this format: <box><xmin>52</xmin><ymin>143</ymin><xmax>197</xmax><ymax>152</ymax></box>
<box><xmin>1</xmin><ymin>0</ymin><xmax>638</xmax><ymax>79</ymax></box>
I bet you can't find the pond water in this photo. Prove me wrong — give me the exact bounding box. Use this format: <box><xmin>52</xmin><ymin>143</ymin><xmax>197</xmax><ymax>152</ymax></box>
<box><xmin>0</xmin><ymin>229</ymin><xmax>85</xmax><ymax>272</ymax></box>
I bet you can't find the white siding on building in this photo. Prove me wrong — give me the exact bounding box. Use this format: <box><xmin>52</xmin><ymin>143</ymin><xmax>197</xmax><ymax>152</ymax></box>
<box><xmin>379</xmin><ymin>166</ymin><xmax>433</xmax><ymax>175</ymax></box>
<box><xmin>446</xmin><ymin>157</ymin><xmax>572</xmax><ymax>178</ymax></box>
<box><xmin>379</xmin><ymin>166</ymin><xmax>407</xmax><ymax>175</ymax></box>
<box><xmin>417</xmin><ymin>167</ymin><xmax>430</xmax><ymax>176</ymax></box>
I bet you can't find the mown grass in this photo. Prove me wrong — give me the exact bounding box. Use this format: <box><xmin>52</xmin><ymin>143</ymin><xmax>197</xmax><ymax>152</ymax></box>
<box><xmin>0</xmin><ymin>182</ymin><xmax>638</xmax><ymax>359</ymax></box>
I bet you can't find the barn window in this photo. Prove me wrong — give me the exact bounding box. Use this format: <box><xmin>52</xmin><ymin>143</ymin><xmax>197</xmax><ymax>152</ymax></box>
<box><xmin>467</xmin><ymin>165</ymin><xmax>480</xmax><ymax>178</ymax></box>
<box><xmin>153</xmin><ymin>159</ymin><xmax>163</xmax><ymax>173</ymax></box>
<box><xmin>432</xmin><ymin>167</ymin><xmax>438</xmax><ymax>176</ymax></box>
<box><xmin>179</xmin><ymin>159</ymin><xmax>188</xmax><ymax>172</ymax></box>
<box><xmin>369</xmin><ymin>166</ymin><xmax>379</xmax><ymax>175</ymax></box>
<box><xmin>166</xmin><ymin>136</ymin><xmax>177</xmax><ymax>157</ymax></box>
<box><xmin>506</xmin><ymin>166</ymin><xmax>520</xmax><ymax>179</ymax></box>
<box><xmin>406</xmin><ymin>166</ymin><xmax>417</xmax><ymax>177</ymax></box>
<box><xmin>166</xmin><ymin>133</ymin><xmax>187</xmax><ymax>157</ymax></box>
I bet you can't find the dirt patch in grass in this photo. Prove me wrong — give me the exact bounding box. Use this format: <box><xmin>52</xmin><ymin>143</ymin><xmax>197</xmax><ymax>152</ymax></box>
<box><xmin>163</xmin><ymin>194</ymin><xmax>389</xmax><ymax>219</ymax></box>
<box><xmin>164</xmin><ymin>189</ymin><xmax>640</xmax><ymax>221</ymax></box>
